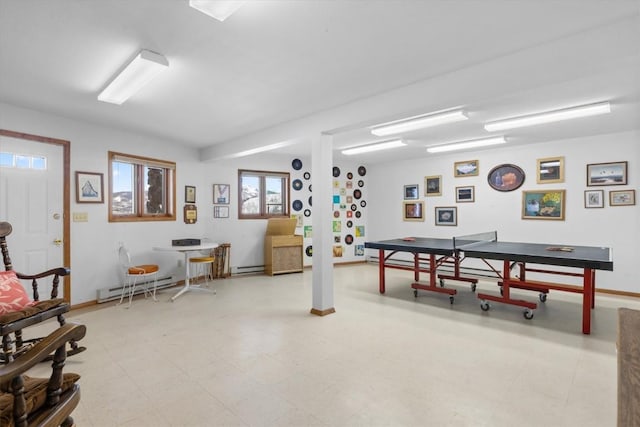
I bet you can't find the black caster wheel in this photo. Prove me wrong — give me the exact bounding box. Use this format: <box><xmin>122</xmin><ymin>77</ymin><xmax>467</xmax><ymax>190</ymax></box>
<box><xmin>539</xmin><ymin>293</ymin><xmax>548</xmax><ymax>302</ymax></box>
<box><xmin>499</xmin><ymin>287</ymin><xmax>504</xmax><ymax>296</ymax></box>
<box><xmin>413</xmin><ymin>289</ymin><xmax>418</xmax><ymax>298</ymax></box>
<box><xmin>449</xmin><ymin>296</ymin><xmax>454</xmax><ymax>304</ymax></box>
<box><xmin>524</xmin><ymin>309</ymin><xmax>534</xmax><ymax>320</ymax></box>
<box><xmin>480</xmin><ymin>301</ymin><xmax>490</xmax><ymax>311</ymax></box>
<box><xmin>471</xmin><ymin>283</ymin><xmax>477</xmax><ymax>292</ymax></box>
<box><xmin>439</xmin><ymin>279</ymin><xmax>445</xmax><ymax>287</ymax></box>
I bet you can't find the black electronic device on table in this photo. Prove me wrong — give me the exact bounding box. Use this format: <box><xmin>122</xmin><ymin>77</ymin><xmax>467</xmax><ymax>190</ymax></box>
<box><xmin>172</xmin><ymin>238</ymin><xmax>201</xmax><ymax>246</ymax></box>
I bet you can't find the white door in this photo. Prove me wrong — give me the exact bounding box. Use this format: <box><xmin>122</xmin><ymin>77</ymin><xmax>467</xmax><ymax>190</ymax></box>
<box><xmin>0</xmin><ymin>135</ymin><xmax>64</xmax><ymax>299</ymax></box>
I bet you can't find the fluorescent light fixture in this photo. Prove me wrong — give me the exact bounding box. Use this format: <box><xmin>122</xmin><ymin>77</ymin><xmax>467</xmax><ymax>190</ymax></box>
<box><xmin>371</xmin><ymin>109</ymin><xmax>468</xmax><ymax>136</ymax></box>
<box><xmin>484</xmin><ymin>101</ymin><xmax>611</xmax><ymax>131</ymax></box>
<box><xmin>98</xmin><ymin>50</ymin><xmax>169</xmax><ymax>105</ymax></box>
<box><xmin>230</xmin><ymin>142</ymin><xmax>289</xmax><ymax>158</ymax></box>
<box><xmin>427</xmin><ymin>136</ymin><xmax>507</xmax><ymax>153</ymax></box>
<box><xmin>189</xmin><ymin>0</ymin><xmax>246</xmax><ymax>21</ymax></box>
<box><xmin>342</xmin><ymin>140</ymin><xmax>406</xmax><ymax>156</ymax></box>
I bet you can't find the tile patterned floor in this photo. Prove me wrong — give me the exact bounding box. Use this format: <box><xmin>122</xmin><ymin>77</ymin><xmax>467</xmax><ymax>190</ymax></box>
<box><xmin>26</xmin><ymin>263</ymin><xmax>639</xmax><ymax>426</ymax></box>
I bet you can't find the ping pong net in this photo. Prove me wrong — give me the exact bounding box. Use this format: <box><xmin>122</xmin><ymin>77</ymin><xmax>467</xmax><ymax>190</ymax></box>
<box><xmin>452</xmin><ymin>231</ymin><xmax>497</xmax><ymax>251</ymax></box>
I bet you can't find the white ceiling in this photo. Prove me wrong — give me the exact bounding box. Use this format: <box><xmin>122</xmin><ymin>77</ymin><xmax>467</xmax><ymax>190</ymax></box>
<box><xmin>1</xmin><ymin>1</ymin><xmax>639</xmax><ymax>163</ymax></box>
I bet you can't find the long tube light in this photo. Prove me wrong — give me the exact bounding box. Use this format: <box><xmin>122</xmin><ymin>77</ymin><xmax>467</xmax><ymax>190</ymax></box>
<box><xmin>484</xmin><ymin>101</ymin><xmax>611</xmax><ymax>132</ymax></box>
<box><xmin>342</xmin><ymin>140</ymin><xmax>406</xmax><ymax>155</ymax></box>
<box><xmin>371</xmin><ymin>109</ymin><xmax>468</xmax><ymax>136</ymax></box>
<box><xmin>230</xmin><ymin>142</ymin><xmax>290</xmax><ymax>158</ymax></box>
<box><xmin>427</xmin><ymin>136</ymin><xmax>506</xmax><ymax>153</ymax></box>
<box><xmin>189</xmin><ymin>0</ymin><xmax>246</xmax><ymax>21</ymax></box>
<box><xmin>98</xmin><ymin>50</ymin><xmax>169</xmax><ymax>105</ymax></box>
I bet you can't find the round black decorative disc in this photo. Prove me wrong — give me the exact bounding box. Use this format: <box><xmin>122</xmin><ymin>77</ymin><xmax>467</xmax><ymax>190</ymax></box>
<box><xmin>353</xmin><ymin>189</ymin><xmax>362</xmax><ymax>199</ymax></box>
<box><xmin>360</xmin><ymin>200</ymin><xmax>367</xmax><ymax>208</ymax></box>
<box><xmin>347</xmin><ymin>172</ymin><xmax>353</xmax><ymax>179</ymax></box>
<box><xmin>308</xmin><ymin>185</ymin><xmax>312</xmax><ymax>192</ymax></box>
<box><xmin>305</xmin><ymin>246</ymin><xmax>313</xmax><ymax>257</ymax></box>
<box><xmin>358</xmin><ymin>180</ymin><xmax>364</xmax><ymax>187</ymax></box>
<box><xmin>304</xmin><ymin>209</ymin><xmax>311</xmax><ymax>217</ymax></box>
<box><xmin>292</xmin><ymin>159</ymin><xmax>302</xmax><ymax>170</ymax></box>
<box><xmin>355</xmin><ymin>211</ymin><xmax>362</xmax><ymax>218</ymax></box>
<box><xmin>345</xmin><ymin>234</ymin><xmax>354</xmax><ymax>245</ymax></box>
<box><xmin>308</xmin><ymin>196</ymin><xmax>312</xmax><ymax>206</ymax></box>
<box><xmin>292</xmin><ymin>179</ymin><xmax>303</xmax><ymax>190</ymax></box>
<box><xmin>292</xmin><ymin>200</ymin><xmax>303</xmax><ymax>211</ymax></box>
<box><xmin>333</xmin><ymin>166</ymin><xmax>341</xmax><ymax>177</ymax></box>
<box><xmin>346</xmin><ymin>220</ymin><xmax>353</xmax><ymax>228</ymax></box>
<box><xmin>350</xmin><ymin>204</ymin><xmax>357</xmax><ymax>211</ymax></box>
<box><xmin>358</xmin><ymin>166</ymin><xmax>367</xmax><ymax>176</ymax></box>
<box><xmin>303</xmin><ymin>171</ymin><xmax>311</xmax><ymax>180</ymax></box>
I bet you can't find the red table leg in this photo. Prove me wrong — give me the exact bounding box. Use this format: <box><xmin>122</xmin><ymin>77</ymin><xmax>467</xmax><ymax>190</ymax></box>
<box><xmin>583</xmin><ymin>268</ymin><xmax>593</xmax><ymax>334</ymax></box>
<box><xmin>378</xmin><ymin>249</ymin><xmax>386</xmax><ymax>294</ymax></box>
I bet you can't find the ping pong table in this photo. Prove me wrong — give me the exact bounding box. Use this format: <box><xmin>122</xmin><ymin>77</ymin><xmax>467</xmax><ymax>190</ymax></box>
<box><xmin>365</xmin><ymin>232</ymin><xmax>613</xmax><ymax>334</ymax></box>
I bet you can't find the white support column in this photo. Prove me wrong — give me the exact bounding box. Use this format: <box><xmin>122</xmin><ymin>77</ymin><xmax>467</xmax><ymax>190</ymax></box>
<box><xmin>310</xmin><ymin>133</ymin><xmax>335</xmax><ymax>316</ymax></box>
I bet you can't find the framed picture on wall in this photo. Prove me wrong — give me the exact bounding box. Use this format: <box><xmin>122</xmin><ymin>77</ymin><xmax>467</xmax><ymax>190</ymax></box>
<box><xmin>424</xmin><ymin>175</ymin><xmax>442</xmax><ymax>196</ymax></box>
<box><xmin>454</xmin><ymin>160</ymin><xmax>479</xmax><ymax>177</ymax></box>
<box><xmin>213</xmin><ymin>184</ymin><xmax>230</xmax><ymax>204</ymax></box>
<box><xmin>404</xmin><ymin>184</ymin><xmax>419</xmax><ymax>200</ymax></box>
<box><xmin>75</xmin><ymin>171</ymin><xmax>104</xmax><ymax>203</ymax></box>
<box><xmin>522</xmin><ymin>190</ymin><xmax>566</xmax><ymax>220</ymax></box>
<box><xmin>609</xmin><ymin>189</ymin><xmax>635</xmax><ymax>206</ymax></box>
<box><xmin>488</xmin><ymin>164</ymin><xmax>525</xmax><ymax>192</ymax></box>
<box><xmin>214</xmin><ymin>205</ymin><xmax>229</xmax><ymax>218</ymax></box>
<box><xmin>185</xmin><ymin>185</ymin><xmax>196</xmax><ymax>203</ymax></box>
<box><xmin>584</xmin><ymin>190</ymin><xmax>604</xmax><ymax>208</ymax></box>
<box><xmin>455</xmin><ymin>186</ymin><xmax>475</xmax><ymax>203</ymax></box>
<box><xmin>435</xmin><ymin>206</ymin><xmax>457</xmax><ymax>226</ymax></box>
<box><xmin>587</xmin><ymin>161</ymin><xmax>627</xmax><ymax>186</ymax></box>
<box><xmin>536</xmin><ymin>157</ymin><xmax>564</xmax><ymax>184</ymax></box>
<box><xmin>403</xmin><ymin>201</ymin><xmax>424</xmax><ymax>221</ymax></box>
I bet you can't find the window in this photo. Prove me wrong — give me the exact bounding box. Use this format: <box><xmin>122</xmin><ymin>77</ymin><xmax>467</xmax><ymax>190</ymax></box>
<box><xmin>108</xmin><ymin>151</ymin><xmax>176</xmax><ymax>222</ymax></box>
<box><xmin>0</xmin><ymin>152</ymin><xmax>47</xmax><ymax>170</ymax></box>
<box><xmin>238</xmin><ymin>169</ymin><xmax>290</xmax><ymax>219</ymax></box>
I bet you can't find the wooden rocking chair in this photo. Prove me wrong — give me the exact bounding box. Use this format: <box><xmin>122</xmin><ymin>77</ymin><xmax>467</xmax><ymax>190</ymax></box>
<box><xmin>0</xmin><ymin>222</ymin><xmax>85</xmax><ymax>363</ymax></box>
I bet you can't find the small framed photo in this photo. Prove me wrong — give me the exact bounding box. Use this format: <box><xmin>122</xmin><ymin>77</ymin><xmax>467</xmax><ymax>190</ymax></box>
<box><xmin>586</xmin><ymin>161</ymin><xmax>627</xmax><ymax>186</ymax></box>
<box><xmin>76</xmin><ymin>171</ymin><xmax>104</xmax><ymax>203</ymax></box>
<box><xmin>213</xmin><ymin>184</ymin><xmax>230</xmax><ymax>204</ymax></box>
<box><xmin>522</xmin><ymin>190</ymin><xmax>566</xmax><ymax>220</ymax></box>
<box><xmin>424</xmin><ymin>175</ymin><xmax>442</xmax><ymax>196</ymax></box>
<box><xmin>435</xmin><ymin>206</ymin><xmax>457</xmax><ymax>226</ymax></box>
<box><xmin>404</xmin><ymin>184</ymin><xmax>419</xmax><ymax>200</ymax></box>
<box><xmin>185</xmin><ymin>185</ymin><xmax>196</xmax><ymax>203</ymax></box>
<box><xmin>455</xmin><ymin>186</ymin><xmax>475</xmax><ymax>203</ymax></box>
<box><xmin>584</xmin><ymin>190</ymin><xmax>604</xmax><ymax>208</ymax></box>
<box><xmin>214</xmin><ymin>205</ymin><xmax>230</xmax><ymax>218</ymax></box>
<box><xmin>609</xmin><ymin>189</ymin><xmax>636</xmax><ymax>206</ymax></box>
<box><xmin>403</xmin><ymin>201</ymin><xmax>424</xmax><ymax>221</ymax></box>
<box><xmin>454</xmin><ymin>160</ymin><xmax>479</xmax><ymax>177</ymax></box>
<box><xmin>537</xmin><ymin>157</ymin><xmax>564</xmax><ymax>184</ymax></box>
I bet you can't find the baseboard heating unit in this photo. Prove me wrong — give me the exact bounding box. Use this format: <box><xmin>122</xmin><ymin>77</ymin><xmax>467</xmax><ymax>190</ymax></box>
<box><xmin>97</xmin><ymin>276</ymin><xmax>174</xmax><ymax>303</ymax></box>
<box><xmin>231</xmin><ymin>265</ymin><xmax>264</xmax><ymax>275</ymax></box>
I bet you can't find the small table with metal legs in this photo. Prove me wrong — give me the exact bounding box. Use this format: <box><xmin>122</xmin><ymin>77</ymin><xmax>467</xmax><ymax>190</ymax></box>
<box><xmin>153</xmin><ymin>242</ymin><xmax>219</xmax><ymax>301</ymax></box>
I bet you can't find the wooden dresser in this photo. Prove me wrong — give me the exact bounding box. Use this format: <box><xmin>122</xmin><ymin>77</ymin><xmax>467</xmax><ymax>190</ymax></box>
<box><xmin>618</xmin><ymin>307</ymin><xmax>640</xmax><ymax>427</ymax></box>
<box><xmin>264</xmin><ymin>218</ymin><xmax>303</xmax><ymax>276</ymax></box>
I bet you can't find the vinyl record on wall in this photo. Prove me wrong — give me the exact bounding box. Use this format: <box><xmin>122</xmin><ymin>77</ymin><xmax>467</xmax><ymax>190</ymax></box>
<box><xmin>355</xmin><ymin>211</ymin><xmax>362</xmax><ymax>218</ymax></box>
<box><xmin>308</xmin><ymin>185</ymin><xmax>312</xmax><ymax>192</ymax></box>
<box><xmin>350</xmin><ymin>204</ymin><xmax>357</xmax><ymax>211</ymax></box>
<box><xmin>304</xmin><ymin>209</ymin><xmax>311</xmax><ymax>217</ymax></box>
<box><xmin>333</xmin><ymin>166</ymin><xmax>341</xmax><ymax>177</ymax></box>
<box><xmin>305</xmin><ymin>246</ymin><xmax>313</xmax><ymax>257</ymax></box>
<box><xmin>358</xmin><ymin>180</ymin><xmax>364</xmax><ymax>187</ymax></box>
<box><xmin>347</xmin><ymin>172</ymin><xmax>353</xmax><ymax>179</ymax></box>
<box><xmin>346</xmin><ymin>220</ymin><xmax>353</xmax><ymax>228</ymax></box>
<box><xmin>303</xmin><ymin>172</ymin><xmax>311</xmax><ymax>180</ymax></box>
<box><xmin>360</xmin><ymin>200</ymin><xmax>367</xmax><ymax>208</ymax></box>
<box><xmin>292</xmin><ymin>159</ymin><xmax>303</xmax><ymax>170</ymax></box>
<box><xmin>308</xmin><ymin>196</ymin><xmax>312</xmax><ymax>206</ymax></box>
<box><xmin>292</xmin><ymin>179</ymin><xmax>303</xmax><ymax>190</ymax></box>
<box><xmin>358</xmin><ymin>166</ymin><xmax>367</xmax><ymax>176</ymax></box>
<box><xmin>353</xmin><ymin>189</ymin><xmax>362</xmax><ymax>199</ymax></box>
<box><xmin>292</xmin><ymin>200</ymin><xmax>303</xmax><ymax>211</ymax></box>
<box><xmin>345</xmin><ymin>234</ymin><xmax>354</xmax><ymax>245</ymax></box>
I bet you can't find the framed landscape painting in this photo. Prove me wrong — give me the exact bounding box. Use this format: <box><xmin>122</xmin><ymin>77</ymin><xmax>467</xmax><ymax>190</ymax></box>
<box><xmin>586</xmin><ymin>161</ymin><xmax>627</xmax><ymax>186</ymax></box>
<box><xmin>536</xmin><ymin>157</ymin><xmax>564</xmax><ymax>184</ymax></box>
<box><xmin>455</xmin><ymin>186</ymin><xmax>475</xmax><ymax>203</ymax></box>
<box><xmin>454</xmin><ymin>160</ymin><xmax>479</xmax><ymax>177</ymax></box>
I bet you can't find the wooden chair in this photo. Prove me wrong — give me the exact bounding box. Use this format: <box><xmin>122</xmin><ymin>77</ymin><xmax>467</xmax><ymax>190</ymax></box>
<box><xmin>0</xmin><ymin>221</ymin><xmax>85</xmax><ymax>363</ymax></box>
<box><xmin>0</xmin><ymin>322</ymin><xmax>86</xmax><ymax>427</ymax></box>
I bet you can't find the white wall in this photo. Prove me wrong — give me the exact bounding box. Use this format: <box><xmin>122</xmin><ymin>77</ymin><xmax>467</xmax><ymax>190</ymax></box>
<box><xmin>366</xmin><ymin>131</ymin><xmax>639</xmax><ymax>292</ymax></box>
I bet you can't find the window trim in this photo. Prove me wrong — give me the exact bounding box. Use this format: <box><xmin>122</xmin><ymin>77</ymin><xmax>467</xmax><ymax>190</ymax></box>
<box><xmin>238</xmin><ymin>169</ymin><xmax>290</xmax><ymax>219</ymax></box>
<box><xmin>108</xmin><ymin>151</ymin><xmax>176</xmax><ymax>222</ymax></box>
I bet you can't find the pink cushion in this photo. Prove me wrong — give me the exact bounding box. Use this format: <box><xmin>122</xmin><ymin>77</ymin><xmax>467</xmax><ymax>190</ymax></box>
<box><xmin>0</xmin><ymin>270</ymin><xmax>35</xmax><ymax>315</ymax></box>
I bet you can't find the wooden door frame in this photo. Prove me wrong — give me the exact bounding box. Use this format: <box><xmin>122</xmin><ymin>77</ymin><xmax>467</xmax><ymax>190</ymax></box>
<box><xmin>0</xmin><ymin>129</ymin><xmax>71</xmax><ymax>303</ymax></box>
